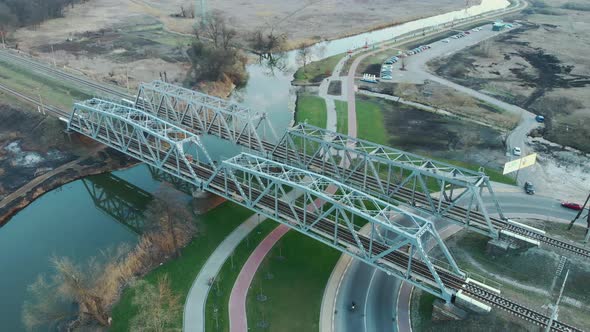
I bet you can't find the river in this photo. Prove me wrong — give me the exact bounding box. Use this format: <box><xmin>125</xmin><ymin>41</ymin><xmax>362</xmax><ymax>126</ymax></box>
<box><xmin>0</xmin><ymin>0</ymin><xmax>510</xmax><ymax>330</ymax></box>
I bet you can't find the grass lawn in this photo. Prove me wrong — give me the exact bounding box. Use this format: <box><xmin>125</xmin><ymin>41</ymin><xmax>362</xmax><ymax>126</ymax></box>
<box><xmin>334</xmin><ymin>100</ymin><xmax>348</xmax><ymax>134</ymax></box>
<box><xmin>245</xmin><ymin>230</ymin><xmax>340</xmax><ymax>331</ymax></box>
<box><xmin>355</xmin><ymin>98</ymin><xmax>388</xmax><ymax>145</ymax></box>
<box><xmin>110</xmin><ymin>201</ymin><xmax>254</xmax><ymax>331</ymax></box>
<box><xmin>0</xmin><ymin>59</ymin><xmax>91</xmax><ymax>109</ymax></box>
<box><xmin>295</xmin><ymin>94</ymin><xmax>327</xmax><ymax>129</ymax></box>
<box><xmin>293</xmin><ymin>53</ymin><xmax>344</xmax><ymax>84</ymax></box>
<box><xmin>205</xmin><ymin>220</ymin><xmax>279</xmax><ymax>332</ymax></box>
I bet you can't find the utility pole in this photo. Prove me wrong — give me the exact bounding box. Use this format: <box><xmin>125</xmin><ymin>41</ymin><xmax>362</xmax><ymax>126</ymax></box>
<box><xmin>567</xmin><ymin>191</ymin><xmax>590</xmax><ymax>243</ymax></box>
<box><xmin>545</xmin><ymin>269</ymin><xmax>569</xmax><ymax>332</ymax></box>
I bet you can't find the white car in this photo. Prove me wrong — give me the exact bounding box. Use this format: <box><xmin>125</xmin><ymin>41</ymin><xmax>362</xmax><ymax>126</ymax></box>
<box><xmin>442</xmin><ymin>39</ymin><xmax>450</xmax><ymax>43</ymax></box>
<box><xmin>513</xmin><ymin>147</ymin><xmax>522</xmax><ymax>156</ymax></box>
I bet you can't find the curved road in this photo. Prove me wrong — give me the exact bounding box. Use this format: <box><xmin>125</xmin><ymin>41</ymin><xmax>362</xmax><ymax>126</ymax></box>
<box><xmin>334</xmin><ymin>191</ymin><xmax>582</xmax><ymax>332</ymax></box>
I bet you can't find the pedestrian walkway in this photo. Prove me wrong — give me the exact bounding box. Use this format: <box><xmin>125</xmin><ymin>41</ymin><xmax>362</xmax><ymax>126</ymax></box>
<box><xmin>228</xmin><ymin>224</ymin><xmax>290</xmax><ymax>332</ymax></box>
<box><xmin>183</xmin><ymin>212</ymin><xmax>263</xmax><ymax>332</ymax></box>
<box><xmin>183</xmin><ymin>189</ymin><xmax>302</xmax><ymax>331</ymax></box>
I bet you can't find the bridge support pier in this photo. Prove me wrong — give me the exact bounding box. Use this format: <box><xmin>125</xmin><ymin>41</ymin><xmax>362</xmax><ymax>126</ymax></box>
<box><xmin>432</xmin><ymin>299</ymin><xmax>468</xmax><ymax>321</ymax></box>
<box><xmin>191</xmin><ymin>188</ymin><xmax>209</xmax><ymax>199</ymax></box>
<box><xmin>486</xmin><ymin>233</ymin><xmax>538</xmax><ymax>256</ymax></box>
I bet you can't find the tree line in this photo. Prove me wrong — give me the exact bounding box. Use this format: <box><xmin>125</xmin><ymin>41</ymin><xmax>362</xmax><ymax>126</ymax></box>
<box><xmin>0</xmin><ymin>0</ymin><xmax>88</xmax><ymax>29</ymax></box>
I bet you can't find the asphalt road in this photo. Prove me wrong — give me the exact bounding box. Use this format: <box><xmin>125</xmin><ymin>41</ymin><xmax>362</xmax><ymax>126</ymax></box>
<box><xmin>334</xmin><ymin>191</ymin><xmax>583</xmax><ymax>332</ymax></box>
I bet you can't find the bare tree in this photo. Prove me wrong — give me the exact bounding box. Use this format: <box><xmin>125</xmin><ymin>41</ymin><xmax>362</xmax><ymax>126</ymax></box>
<box><xmin>297</xmin><ymin>43</ymin><xmax>313</xmax><ymax>71</ymax></box>
<box><xmin>22</xmin><ymin>253</ymin><xmax>126</xmax><ymax>330</ymax></box>
<box><xmin>197</xmin><ymin>11</ymin><xmax>236</xmax><ymax>50</ymax></box>
<box><xmin>130</xmin><ymin>275</ymin><xmax>182</xmax><ymax>332</ymax></box>
<box><xmin>248</xmin><ymin>28</ymin><xmax>287</xmax><ymax>56</ymax></box>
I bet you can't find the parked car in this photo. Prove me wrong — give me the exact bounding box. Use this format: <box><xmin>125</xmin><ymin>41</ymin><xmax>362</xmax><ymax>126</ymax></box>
<box><xmin>513</xmin><ymin>147</ymin><xmax>522</xmax><ymax>156</ymax></box>
<box><xmin>451</xmin><ymin>35</ymin><xmax>458</xmax><ymax>39</ymax></box>
<box><xmin>535</xmin><ymin>115</ymin><xmax>545</xmax><ymax>123</ymax></box>
<box><xmin>561</xmin><ymin>202</ymin><xmax>583</xmax><ymax>211</ymax></box>
<box><xmin>464</xmin><ymin>31</ymin><xmax>471</xmax><ymax>34</ymax></box>
<box><xmin>442</xmin><ymin>39</ymin><xmax>450</xmax><ymax>43</ymax></box>
<box><xmin>524</xmin><ymin>182</ymin><xmax>535</xmax><ymax>195</ymax></box>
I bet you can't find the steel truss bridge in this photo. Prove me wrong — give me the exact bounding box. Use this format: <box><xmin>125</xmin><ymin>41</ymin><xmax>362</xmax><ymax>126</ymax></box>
<box><xmin>66</xmin><ymin>81</ymin><xmax>583</xmax><ymax>331</ymax></box>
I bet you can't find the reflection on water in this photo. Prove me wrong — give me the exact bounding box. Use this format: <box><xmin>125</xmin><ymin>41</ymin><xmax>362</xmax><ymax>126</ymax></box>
<box><xmin>82</xmin><ymin>174</ymin><xmax>153</xmax><ymax>234</ymax></box>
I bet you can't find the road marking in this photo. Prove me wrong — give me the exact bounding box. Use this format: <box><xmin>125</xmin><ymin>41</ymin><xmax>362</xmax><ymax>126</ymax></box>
<box><xmin>363</xmin><ymin>268</ymin><xmax>379</xmax><ymax>332</ymax></box>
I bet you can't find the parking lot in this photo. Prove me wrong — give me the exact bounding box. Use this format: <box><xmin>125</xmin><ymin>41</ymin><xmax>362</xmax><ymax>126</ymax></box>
<box><xmin>377</xmin><ymin>22</ymin><xmax>519</xmax><ymax>84</ymax></box>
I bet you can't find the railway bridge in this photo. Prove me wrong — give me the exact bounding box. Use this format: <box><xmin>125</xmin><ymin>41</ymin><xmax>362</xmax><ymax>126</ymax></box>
<box><xmin>64</xmin><ymin>82</ymin><xmax>583</xmax><ymax>331</ymax></box>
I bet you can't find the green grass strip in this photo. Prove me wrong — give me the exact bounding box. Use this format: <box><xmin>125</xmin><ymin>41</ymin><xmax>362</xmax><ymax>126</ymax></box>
<box><xmin>245</xmin><ymin>230</ymin><xmax>340</xmax><ymax>331</ymax></box>
<box><xmin>295</xmin><ymin>94</ymin><xmax>327</xmax><ymax>129</ymax></box>
<box><xmin>204</xmin><ymin>220</ymin><xmax>278</xmax><ymax>332</ymax></box>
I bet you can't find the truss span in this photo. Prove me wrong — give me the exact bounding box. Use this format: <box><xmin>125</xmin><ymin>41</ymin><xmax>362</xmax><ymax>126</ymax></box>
<box><xmin>135</xmin><ymin>80</ymin><xmax>277</xmax><ymax>152</ymax></box>
<box><xmin>206</xmin><ymin>152</ymin><xmax>464</xmax><ymax>300</ymax></box>
<box><xmin>68</xmin><ymin>98</ymin><xmax>213</xmax><ymax>187</ymax></box>
<box><xmin>272</xmin><ymin>123</ymin><xmax>506</xmax><ymax>238</ymax></box>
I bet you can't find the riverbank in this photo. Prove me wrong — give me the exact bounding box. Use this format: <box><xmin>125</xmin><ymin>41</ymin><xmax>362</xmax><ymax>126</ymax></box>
<box><xmin>0</xmin><ymin>105</ymin><xmax>137</xmax><ymax>226</ymax></box>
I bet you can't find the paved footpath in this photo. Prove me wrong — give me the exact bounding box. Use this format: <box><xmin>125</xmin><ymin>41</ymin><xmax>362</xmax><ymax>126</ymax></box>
<box><xmin>228</xmin><ymin>224</ymin><xmax>290</xmax><ymax>332</ymax></box>
<box><xmin>183</xmin><ymin>213</ymin><xmax>263</xmax><ymax>331</ymax></box>
<box><xmin>183</xmin><ymin>189</ymin><xmax>302</xmax><ymax>331</ymax></box>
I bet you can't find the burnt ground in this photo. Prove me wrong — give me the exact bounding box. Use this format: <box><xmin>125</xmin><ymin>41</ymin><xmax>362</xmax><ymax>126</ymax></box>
<box><xmin>375</xmin><ymin>98</ymin><xmax>506</xmax><ymax>169</ymax></box>
<box><xmin>429</xmin><ymin>4</ymin><xmax>590</xmax><ymax>153</ymax></box>
<box><xmin>0</xmin><ymin>104</ymin><xmax>136</xmax><ymax>226</ymax></box>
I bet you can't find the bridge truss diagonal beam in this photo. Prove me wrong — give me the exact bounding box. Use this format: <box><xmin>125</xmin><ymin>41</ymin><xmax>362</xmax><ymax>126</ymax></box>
<box><xmin>135</xmin><ymin>80</ymin><xmax>278</xmax><ymax>151</ymax></box>
<box><xmin>68</xmin><ymin>98</ymin><xmax>213</xmax><ymax>187</ymax></box>
<box><xmin>205</xmin><ymin>152</ymin><xmax>464</xmax><ymax>301</ymax></box>
<box><xmin>271</xmin><ymin>123</ymin><xmax>504</xmax><ymax>238</ymax></box>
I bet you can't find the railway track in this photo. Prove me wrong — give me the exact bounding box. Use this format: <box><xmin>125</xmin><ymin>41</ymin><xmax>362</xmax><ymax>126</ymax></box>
<box><xmin>0</xmin><ymin>49</ymin><xmax>129</xmax><ymax>100</ymax></box>
<box><xmin>67</xmin><ymin>119</ymin><xmax>583</xmax><ymax>332</ymax></box>
<box><xmin>0</xmin><ymin>82</ymin><xmax>67</xmax><ymax>117</ymax></box>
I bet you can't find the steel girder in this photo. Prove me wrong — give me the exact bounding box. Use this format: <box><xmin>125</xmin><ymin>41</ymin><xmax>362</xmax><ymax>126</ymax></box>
<box><xmin>271</xmin><ymin>123</ymin><xmax>504</xmax><ymax>238</ymax></box>
<box><xmin>82</xmin><ymin>174</ymin><xmax>152</xmax><ymax>234</ymax></box>
<box><xmin>68</xmin><ymin>98</ymin><xmax>213</xmax><ymax>187</ymax></box>
<box><xmin>204</xmin><ymin>152</ymin><xmax>464</xmax><ymax>301</ymax></box>
<box><xmin>134</xmin><ymin>80</ymin><xmax>277</xmax><ymax>151</ymax></box>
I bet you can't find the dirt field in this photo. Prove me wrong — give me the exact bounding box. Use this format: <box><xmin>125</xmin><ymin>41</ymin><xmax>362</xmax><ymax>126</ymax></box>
<box><xmin>9</xmin><ymin>0</ymin><xmax>475</xmax><ymax>90</ymax></box>
<box><xmin>15</xmin><ymin>0</ymin><xmax>477</xmax><ymax>46</ymax></box>
<box><xmin>429</xmin><ymin>0</ymin><xmax>590</xmax><ymax>154</ymax></box>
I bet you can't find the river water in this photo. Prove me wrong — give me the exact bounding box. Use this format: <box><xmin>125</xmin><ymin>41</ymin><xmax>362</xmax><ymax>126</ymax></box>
<box><xmin>0</xmin><ymin>0</ymin><xmax>510</xmax><ymax>330</ymax></box>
